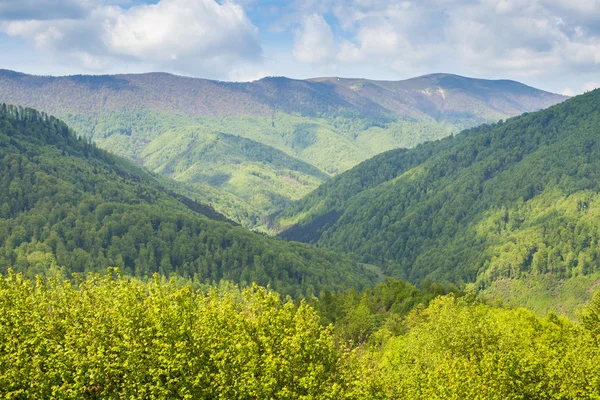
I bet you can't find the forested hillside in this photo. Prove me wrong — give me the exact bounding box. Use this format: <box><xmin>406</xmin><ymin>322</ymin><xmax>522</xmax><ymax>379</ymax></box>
<box><xmin>0</xmin><ymin>70</ymin><xmax>566</xmax><ymax>227</ymax></box>
<box><xmin>279</xmin><ymin>89</ymin><xmax>600</xmax><ymax>314</ymax></box>
<box><xmin>139</xmin><ymin>126</ymin><xmax>329</xmax><ymax>226</ymax></box>
<box><xmin>0</xmin><ymin>104</ymin><xmax>376</xmax><ymax>296</ymax></box>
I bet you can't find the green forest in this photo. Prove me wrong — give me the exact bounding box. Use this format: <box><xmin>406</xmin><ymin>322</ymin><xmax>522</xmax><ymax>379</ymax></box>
<box><xmin>0</xmin><ymin>70</ymin><xmax>565</xmax><ymax>228</ymax></box>
<box><xmin>0</xmin><ymin>104</ymin><xmax>375</xmax><ymax>297</ymax></box>
<box><xmin>279</xmin><ymin>89</ymin><xmax>600</xmax><ymax>315</ymax></box>
<box><xmin>61</xmin><ymin>109</ymin><xmax>451</xmax><ymax>228</ymax></box>
<box><xmin>0</xmin><ymin>84</ymin><xmax>598</xmax><ymax>398</ymax></box>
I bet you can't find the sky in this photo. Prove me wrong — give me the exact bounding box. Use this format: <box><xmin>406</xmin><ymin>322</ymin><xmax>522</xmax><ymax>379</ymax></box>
<box><xmin>1</xmin><ymin>0</ymin><xmax>599</xmax><ymax>95</ymax></box>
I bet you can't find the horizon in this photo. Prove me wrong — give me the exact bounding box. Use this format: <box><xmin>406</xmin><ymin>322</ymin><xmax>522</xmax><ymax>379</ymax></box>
<box><xmin>1</xmin><ymin>0</ymin><xmax>599</xmax><ymax>96</ymax></box>
<box><xmin>0</xmin><ymin>68</ymin><xmax>570</xmax><ymax>95</ymax></box>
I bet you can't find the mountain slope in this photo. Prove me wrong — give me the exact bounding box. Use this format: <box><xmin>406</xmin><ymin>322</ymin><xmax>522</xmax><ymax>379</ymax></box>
<box><xmin>278</xmin><ymin>89</ymin><xmax>600</xmax><ymax>312</ymax></box>
<box><xmin>0</xmin><ymin>70</ymin><xmax>567</xmax><ymax>226</ymax></box>
<box><xmin>0</xmin><ymin>104</ymin><xmax>376</xmax><ymax>296</ymax></box>
<box><xmin>139</xmin><ymin>126</ymin><xmax>329</xmax><ymax>225</ymax></box>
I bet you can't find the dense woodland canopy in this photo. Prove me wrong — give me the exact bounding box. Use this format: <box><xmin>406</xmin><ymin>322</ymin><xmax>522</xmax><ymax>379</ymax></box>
<box><xmin>2</xmin><ymin>270</ymin><xmax>600</xmax><ymax>399</ymax></box>
<box><xmin>0</xmin><ymin>104</ymin><xmax>375</xmax><ymax>297</ymax></box>
<box><xmin>279</xmin><ymin>89</ymin><xmax>600</xmax><ymax>312</ymax></box>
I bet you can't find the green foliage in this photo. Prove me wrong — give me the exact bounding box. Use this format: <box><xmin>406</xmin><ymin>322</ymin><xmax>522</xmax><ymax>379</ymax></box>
<box><xmin>0</xmin><ymin>270</ymin><xmax>350</xmax><ymax>399</ymax></box>
<box><xmin>582</xmin><ymin>291</ymin><xmax>600</xmax><ymax>341</ymax></box>
<box><xmin>3</xmin><ymin>270</ymin><xmax>600</xmax><ymax>399</ymax></box>
<box><xmin>354</xmin><ymin>294</ymin><xmax>600</xmax><ymax>399</ymax></box>
<box><xmin>483</xmin><ymin>273</ymin><xmax>600</xmax><ymax>318</ymax></box>
<box><xmin>311</xmin><ymin>278</ymin><xmax>461</xmax><ymax>344</ymax></box>
<box><xmin>140</xmin><ymin>125</ymin><xmax>328</xmax><ymax>218</ymax></box>
<box><xmin>280</xmin><ymin>89</ymin><xmax>600</xmax><ymax>311</ymax></box>
<box><xmin>62</xmin><ymin>110</ymin><xmax>452</xmax><ymax>227</ymax></box>
<box><xmin>0</xmin><ymin>104</ymin><xmax>376</xmax><ymax>297</ymax></box>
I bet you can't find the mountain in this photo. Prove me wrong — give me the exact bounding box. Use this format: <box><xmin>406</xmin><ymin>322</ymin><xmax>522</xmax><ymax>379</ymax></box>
<box><xmin>278</xmin><ymin>89</ymin><xmax>600</xmax><ymax>315</ymax></box>
<box><xmin>0</xmin><ymin>70</ymin><xmax>567</xmax><ymax>227</ymax></box>
<box><xmin>0</xmin><ymin>103</ymin><xmax>376</xmax><ymax>296</ymax></box>
<box><xmin>311</xmin><ymin>73</ymin><xmax>565</xmax><ymax>129</ymax></box>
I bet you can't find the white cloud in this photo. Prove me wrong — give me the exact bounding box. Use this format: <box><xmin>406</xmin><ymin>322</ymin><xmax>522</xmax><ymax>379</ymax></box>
<box><xmin>293</xmin><ymin>14</ymin><xmax>337</xmax><ymax>65</ymax></box>
<box><xmin>0</xmin><ymin>0</ymin><xmax>262</xmax><ymax>79</ymax></box>
<box><xmin>228</xmin><ymin>66</ymin><xmax>271</xmax><ymax>82</ymax></box>
<box><xmin>2</xmin><ymin>0</ymin><xmax>600</xmax><ymax>94</ymax></box>
<box><xmin>0</xmin><ymin>0</ymin><xmax>131</xmax><ymax>20</ymax></box>
<box><xmin>562</xmin><ymin>79</ymin><xmax>600</xmax><ymax>96</ymax></box>
<box><xmin>288</xmin><ymin>0</ymin><xmax>600</xmax><ymax>91</ymax></box>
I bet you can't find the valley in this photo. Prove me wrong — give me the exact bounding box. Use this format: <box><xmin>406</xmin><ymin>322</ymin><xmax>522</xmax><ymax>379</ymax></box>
<box><xmin>2</xmin><ymin>71</ymin><xmax>599</xmax><ymax>400</ymax></box>
<box><xmin>0</xmin><ymin>104</ymin><xmax>376</xmax><ymax>297</ymax></box>
<box><xmin>0</xmin><ymin>70</ymin><xmax>566</xmax><ymax>228</ymax></box>
<box><xmin>4</xmin><ymin>0</ymin><xmax>600</xmax><ymax>395</ymax></box>
<box><xmin>278</xmin><ymin>88</ymin><xmax>600</xmax><ymax>316</ymax></box>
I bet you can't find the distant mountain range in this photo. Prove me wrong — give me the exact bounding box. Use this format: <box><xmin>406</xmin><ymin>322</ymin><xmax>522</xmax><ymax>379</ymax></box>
<box><xmin>0</xmin><ymin>69</ymin><xmax>567</xmax><ymax>226</ymax></box>
<box><xmin>0</xmin><ymin>69</ymin><xmax>566</xmax><ymax>122</ymax></box>
<box><xmin>309</xmin><ymin>74</ymin><xmax>566</xmax><ymax>126</ymax></box>
<box><xmin>278</xmin><ymin>88</ymin><xmax>600</xmax><ymax>316</ymax></box>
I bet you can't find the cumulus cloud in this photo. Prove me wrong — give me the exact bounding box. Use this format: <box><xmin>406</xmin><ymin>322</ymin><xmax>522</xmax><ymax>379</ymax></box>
<box><xmin>0</xmin><ymin>0</ymin><xmax>262</xmax><ymax>79</ymax></box>
<box><xmin>0</xmin><ymin>0</ymin><xmax>131</xmax><ymax>20</ymax></box>
<box><xmin>288</xmin><ymin>0</ymin><xmax>600</xmax><ymax>89</ymax></box>
<box><xmin>293</xmin><ymin>14</ymin><xmax>337</xmax><ymax>65</ymax></box>
<box><xmin>2</xmin><ymin>0</ymin><xmax>600</xmax><ymax>92</ymax></box>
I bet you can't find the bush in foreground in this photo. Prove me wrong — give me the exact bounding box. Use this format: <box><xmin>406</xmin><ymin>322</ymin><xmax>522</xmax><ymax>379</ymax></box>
<box><xmin>0</xmin><ymin>269</ymin><xmax>348</xmax><ymax>399</ymax></box>
<box><xmin>2</xmin><ymin>269</ymin><xmax>600</xmax><ymax>399</ymax></box>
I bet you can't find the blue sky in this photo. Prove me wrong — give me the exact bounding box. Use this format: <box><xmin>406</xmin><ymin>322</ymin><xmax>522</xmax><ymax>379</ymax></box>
<box><xmin>1</xmin><ymin>0</ymin><xmax>599</xmax><ymax>94</ymax></box>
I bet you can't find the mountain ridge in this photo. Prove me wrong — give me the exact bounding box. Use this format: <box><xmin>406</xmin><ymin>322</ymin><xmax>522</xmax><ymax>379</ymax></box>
<box><xmin>277</xmin><ymin>89</ymin><xmax>600</xmax><ymax>315</ymax></box>
<box><xmin>0</xmin><ymin>69</ymin><xmax>567</xmax><ymax>227</ymax></box>
<box><xmin>0</xmin><ymin>68</ymin><xmax>566</xmax><ymax>120</ymax></box>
